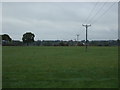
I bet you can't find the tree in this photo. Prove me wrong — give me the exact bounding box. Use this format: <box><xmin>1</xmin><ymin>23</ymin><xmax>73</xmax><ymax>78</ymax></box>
<box><xmin>117</xmin><ymin>39</ymin><xmax>120</xmax><ymax>46</ymax></box>
<box><xmin>2</xmin><ymin>34</ymin><xmax>12</xmax><ymax>42</ymax></box>
<box><xmin>22</xmin><ymin>32</ymin><xmax>35</xmax><ymax>46</ymax></box>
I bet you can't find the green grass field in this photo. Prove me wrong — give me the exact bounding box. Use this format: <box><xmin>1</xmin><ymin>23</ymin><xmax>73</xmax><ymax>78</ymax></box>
<box><xmin>2</xmin><ymin>46</ymin><xmax>118</xmax><ymax>88</ymax></box>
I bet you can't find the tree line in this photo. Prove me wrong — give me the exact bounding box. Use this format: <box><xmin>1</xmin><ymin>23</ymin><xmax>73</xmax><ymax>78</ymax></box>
<box><xmin>0</xmin><ymin>32</ymin><xmax>119</xmax><ymax>46</ymax></box>
<box><xmin>1</xmin><ymin>32</ymin><xmax>35</xmax><ymax>46</ymax></box>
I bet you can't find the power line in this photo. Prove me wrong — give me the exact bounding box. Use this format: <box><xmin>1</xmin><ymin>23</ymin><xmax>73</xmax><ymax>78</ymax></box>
<box><xmin>85</xmin><ymin>1</ymin><xmax>99</xmax><ymax>24</ymax></box>
<box><xmin>87</xmin><ymin>1</ymin><xmax>108</xmax><ymax>24</ymax></box>
<box><xmin>91</xmin><ymin>1</ymin><xmax>118</xmax><ymax>24</ymax></box>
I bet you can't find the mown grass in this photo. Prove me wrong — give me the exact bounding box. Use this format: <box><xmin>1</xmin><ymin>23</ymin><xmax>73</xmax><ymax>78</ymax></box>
<box><xmin>2</xmin><ymin>46</ymin><xmax>118</xmax><ymax>88</ymax></box>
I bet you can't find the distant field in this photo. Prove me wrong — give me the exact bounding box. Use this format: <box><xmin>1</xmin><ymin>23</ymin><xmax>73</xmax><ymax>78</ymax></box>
<box><xmin>2</xmin><ymin>46</ymin><xmax>118</xmax><ymax>88</ymax></box>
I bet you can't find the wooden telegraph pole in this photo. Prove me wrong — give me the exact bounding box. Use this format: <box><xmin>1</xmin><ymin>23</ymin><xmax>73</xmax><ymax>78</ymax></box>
<box><xmin>82</xmin><ymin>24</ymin><xmax>91</xmax><ymax>52</ymax></box>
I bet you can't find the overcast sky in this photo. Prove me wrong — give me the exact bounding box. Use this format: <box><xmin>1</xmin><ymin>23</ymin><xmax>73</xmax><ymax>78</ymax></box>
<box><xmin>1</xmin><ymin>2</ymin><xmax>118</xmax><ymax>41</ymax></box>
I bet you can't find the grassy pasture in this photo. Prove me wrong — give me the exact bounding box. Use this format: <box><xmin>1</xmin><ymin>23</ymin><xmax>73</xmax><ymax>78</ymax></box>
<box><xmin>2</xmin><ymin>46</ymin><xmax>118</xmax><ymax>88</ymax></box>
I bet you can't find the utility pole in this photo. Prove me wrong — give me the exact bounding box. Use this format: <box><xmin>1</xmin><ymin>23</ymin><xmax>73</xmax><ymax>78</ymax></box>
<box><xmin>76</xmin><ymin>34</ymin><xmax>79</xmax><ymax>41</ymax></box>
<box><xmin>82</xmin><ymin>24</ymin><xmax>91</xmax><ymax>52</ymax></box>
<box><xmin>76</xmin><ymin>34</ymin><xmax>79</xmax><ymax>46</ymax></box>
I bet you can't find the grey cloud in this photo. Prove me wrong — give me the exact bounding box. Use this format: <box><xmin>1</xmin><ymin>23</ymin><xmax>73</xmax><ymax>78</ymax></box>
<box><xmin>2</xmin><ymin>2</ymin><xmax>118</xmax><ymax>41</ymax></box>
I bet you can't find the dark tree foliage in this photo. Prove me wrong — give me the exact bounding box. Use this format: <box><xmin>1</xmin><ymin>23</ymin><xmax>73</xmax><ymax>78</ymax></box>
<box><xmin>2</xmin><ymin>34</ymin><xmax>12</xmax><ymax>42</ymax></box>
<box><xmin>22</xmin><ymin>32</ymin><xmax>35</xmax><ymax>46</ymax></box>
<box><xmin>117</xmin><ymin>39</ymin><xmax>120</xmax><ymax>46</ymax></box>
